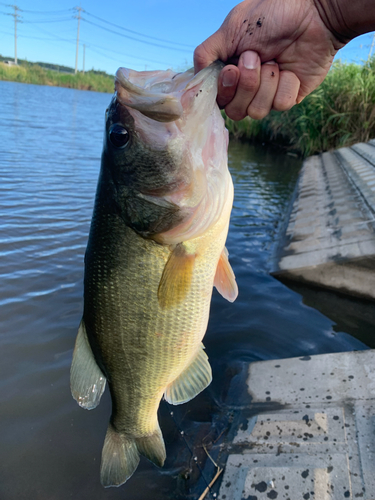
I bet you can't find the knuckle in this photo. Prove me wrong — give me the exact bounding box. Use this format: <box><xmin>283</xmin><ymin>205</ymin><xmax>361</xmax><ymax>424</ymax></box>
<box><xmin>193</xmin><ymin>45</ymin><xmax>207</xmax><ymax>66</ymax></box>
<box><xmin>273</xmin><ymin>95</ymin><xmax>295</xmax><ymax>112</ymax></box>
<box><xmin>217</xmin><ymin>96</ymin><xmax>232</xmax><ymax>109</ymax></box>
<box><xmin>239</xmin><ymin>76</ymin><xmax>259</xmax><ymax>94</ymax></box>
<box><xmin>263</xmin><ymin>64</ymin><xmax>279</xmax><ymax>79</ymax></box>
<box><xmin>274</xmin><ymin>71</ymin><xmax>299</xmax><ymax>111</ymax></box>
<box><xmin>218</xmin><ymin>87</ymin><xmax>235</xmax><ymax>106</ymax></box>
<box><xmin>225</xmin><ymin>106</ymin><xmax>247</xmax><ymax>122</ymax></box>
<box><xmin>248</xmin><ymin>105</ymin><xmax>268</xmax><ymax>121</ymax></box>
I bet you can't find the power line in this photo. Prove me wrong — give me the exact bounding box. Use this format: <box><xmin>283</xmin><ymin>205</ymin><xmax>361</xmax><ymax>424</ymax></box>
<box><xmin>83</xmin><ymin>9</ymin><xmax>194</xmax><ymax>49</ymax></box>
<box><xmin>1</xmin><ymin>3</ymin><xmax>191</xmax><ymax>73</ymax></box>
<box><xmin>85</xmin><ymin>44</ymin><xmax>159</xmax><ymax>70</ymax></box>
<box><xmin>26</xmin><ymin>22</ymin><xmax>76</xmax><ymax>45</ymax></box>
<box><xmin>82</xmin><ymin>18</ymin><xmax>191</xmax><ymax>53</ymax></box>
<box><xmin>79</xmin><ymin>38</ymin><xmax>171</xmax><ymax>66</ymax></box>
<box><xmin>0</xmin><ymin>30</ymin><xmax>74</xmax><ymax>42</ymax></box>
<box><xmin>1</xmin><ymin>27</ymin><xmax>171</xmax><ymax>68</ymax></box>
<box><xmin>23</xmin><ymin>17</ymin><xmax>74</xmax><ymax>24</ymax></box>
<box><xmin>21</xmin><ymin>8</ymin><xmax>73</xmax><ymax>15</ymax></box>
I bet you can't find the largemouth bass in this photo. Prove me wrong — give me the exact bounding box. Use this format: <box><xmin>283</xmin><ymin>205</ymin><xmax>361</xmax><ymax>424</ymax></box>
<box><xmin>70</xmin><ymin>61</ymin><xmax>238</xmax><ymax>488</ymax></box>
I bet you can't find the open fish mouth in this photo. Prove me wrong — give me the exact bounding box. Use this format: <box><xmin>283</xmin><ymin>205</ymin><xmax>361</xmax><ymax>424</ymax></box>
<box><xmin>108</xmin><ymin>61</ymin><xmax>231</xmax><ymax>245</ymax></box>
<box><xmin>114</xmin><ymin>61</ymin><xmax>225</xmax><ymax>122</ymax></box>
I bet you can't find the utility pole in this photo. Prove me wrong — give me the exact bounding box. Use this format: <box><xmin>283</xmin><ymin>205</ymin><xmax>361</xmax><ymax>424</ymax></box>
<box><xmin>83</xmin><ymin>44</ymin><xmax>85</xmax><ymax>73</ymax></box>
<box><xmin>368</xmin><ymin>32</ymin><xmax>375</xmax><ymax>62</ymax></box>
<box><xmin>74</xmin><ymin>6</ymin><xmax>83</xmax><ymax>74</ymax></box>
<box><xmin>8</xmin><ymin>5</ymin><xmax>21</xmax><ymax>64</ymax></box>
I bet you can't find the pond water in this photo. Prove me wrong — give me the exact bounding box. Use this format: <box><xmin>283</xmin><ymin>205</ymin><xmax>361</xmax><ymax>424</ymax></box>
<box><xmin>0</xmin><ymin>80</ymin><xmax>372</xmax><ymax>500</ymax></box>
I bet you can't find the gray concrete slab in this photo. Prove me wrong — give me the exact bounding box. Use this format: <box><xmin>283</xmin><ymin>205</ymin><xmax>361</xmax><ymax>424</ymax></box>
<box><xmin>273</xmin><ymin>141</ymin><xmax>375</xmax><ymax>300</ymax></box>
<box><xmin>335</xmin><ymin>147</ymin><xmax>375</xmax><ymax>211</ymax></box>
<box><xmin>219</xmin><ymin>350</ymin><xmax>375</xmax><ymax>500</ymax></box>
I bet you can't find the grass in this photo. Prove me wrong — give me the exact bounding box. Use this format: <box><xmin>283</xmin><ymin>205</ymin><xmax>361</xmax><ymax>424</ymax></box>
<box><xmin>0</xmin><ymin>62</ymin><xmax>114</xmax><ymax>93</ymax></box>
<box><xmin>2</xmin><ymin>57</ymin><xmax>375</xmax><ymax>156</ymax></box>
<box><xmin>224</xmin><ymin>57</ymin><xmax>375</xmax><ymax>157</ymax></box>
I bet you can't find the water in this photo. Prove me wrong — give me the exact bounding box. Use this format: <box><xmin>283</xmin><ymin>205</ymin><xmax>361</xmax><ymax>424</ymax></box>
<box><xmin>0</xmin><ymin>80</ymin><xmax>372</xmax><ymax>500</ymax></box>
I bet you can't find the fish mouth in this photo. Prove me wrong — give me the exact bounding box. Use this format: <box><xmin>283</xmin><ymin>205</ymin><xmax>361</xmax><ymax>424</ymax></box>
<box><xmin>114</xmin><ymin>61</ymin><xmax>224</xmax><ymax>123</ymax></box>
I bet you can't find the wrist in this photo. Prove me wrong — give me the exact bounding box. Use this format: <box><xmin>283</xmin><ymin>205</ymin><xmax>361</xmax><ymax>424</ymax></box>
<box><xmin>313</xmin><ymin>0</ymin><xmax>375</xmax><ymax>44</ymax></box>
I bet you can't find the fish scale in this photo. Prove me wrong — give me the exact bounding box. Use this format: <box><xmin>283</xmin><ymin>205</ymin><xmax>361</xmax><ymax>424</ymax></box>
<box><xmin>70</xmin><ymin>61</ymin><xmax>238</xmax><ymax>487</ymax></box>
<box><xmin>86</xmin><ymin>210</ymin><xmax>225</xmax><ymax>433</ymax></box>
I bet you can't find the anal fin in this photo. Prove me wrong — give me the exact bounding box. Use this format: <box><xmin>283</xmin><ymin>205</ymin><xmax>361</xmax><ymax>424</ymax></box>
<box><xmin>70</xmin><ymin>319</ymin><xmax>106</xmax><ymax>410</ymax></box>
<box><xmin>158</xmin><ymin>243</ymin><xmax>195</xmax><ymax>309</ymax></box>
<box><xmin>164</xmin><ymin>344</ymin><xmax>212</xmax><ymax>405</ymax></box>
<box><xmin>214</xmin><ymin>247</ymin><xmax>238</xmax><ymax>302</ymax></box>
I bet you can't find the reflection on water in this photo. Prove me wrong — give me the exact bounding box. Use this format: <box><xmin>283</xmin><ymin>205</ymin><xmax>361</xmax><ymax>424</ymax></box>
<box><xmin>0</xmin><ymin>81</ymin><xmax>370</xmax><ymax>500</ymax></box>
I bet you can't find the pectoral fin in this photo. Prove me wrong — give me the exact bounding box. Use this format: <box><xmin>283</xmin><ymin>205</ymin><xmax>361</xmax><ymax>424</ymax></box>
<box><xmin>164</xmin><ymin>344</ymin><xmax>212</xmax><ymax>405</ymax></box>
<box><xmin>214</xmin><ymin>247</ymin><xmax>238</xmax><ymax>302</ymax></box>
<box><xmin>70</xmin><ymin>320</ymin><xmax>106</xmax><ymax>410</ymax></box>
<box><xmin>158</xmin><ymin>243</ymin><xmax>195</xmax><ymax>309</ymax></box>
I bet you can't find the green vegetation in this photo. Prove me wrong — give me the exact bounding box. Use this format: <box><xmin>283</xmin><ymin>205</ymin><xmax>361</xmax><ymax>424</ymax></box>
<box><xmin>224</xmin><ymin>57</ymin><xmax>375</xmax><ymax>157</ymax></box>
<box><xmin>0</xmin><ymin>60</ymin><xmax>114</xmax><ymax>93</ymax></box>
<box><xmin>0</xmin><ymin>55</ymin><xmax>76</xmax><ymax>74</ymax></box>
<box><xmin>2</xmin><ymin>55</ymin><xmax>374</xmax><ymax>156</ymax></box>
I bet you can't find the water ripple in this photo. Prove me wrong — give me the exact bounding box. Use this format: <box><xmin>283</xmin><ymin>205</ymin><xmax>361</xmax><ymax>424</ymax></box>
<box><xmin>0</xmin><ymin>81</ymin><xmax>371</xmax><ymax>500</ymax></box>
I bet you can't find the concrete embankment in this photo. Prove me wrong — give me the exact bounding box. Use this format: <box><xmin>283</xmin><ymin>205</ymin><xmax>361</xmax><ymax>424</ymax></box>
<box><xmin>211</xmin><ymin>145</ymin><xmax>375</xmax><ymax>500</ymax></box>
<box><xmin>272</xmin><ymin>140</ymin><xmax>375</xmax><ymax>300</ymax></box>
<box><xmin>218</xmin><ymin>350</ymin><xmax>375</xmax><ymax>500</ymax></box>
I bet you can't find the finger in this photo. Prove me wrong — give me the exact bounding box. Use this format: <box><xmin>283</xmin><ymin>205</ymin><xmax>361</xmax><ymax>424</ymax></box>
<box><xmin>194</xmin><ymin>32</ymin><xmax>227</xmax><ymax>74</ymax></box>
<box><xmin>217</xmin><ymin>65</ymin><xmax>240</xmax><ymax>108</ymax></box>
<box><xmin>273</xmin><ymin>70</ymin><xmax>300</xmax><ymax>111</ymax></box>
<box><xmin>224</xmin><ymin>51</ymin><xmax>261</xmax><ymax>121</ymax></box>
<box><xmin>247</xmin><ymin>61</ymin><xmax>279</xmax><ymax>120</ymax></box>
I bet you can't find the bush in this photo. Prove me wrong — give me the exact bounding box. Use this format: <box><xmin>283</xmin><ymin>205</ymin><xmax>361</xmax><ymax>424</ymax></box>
<box><xmin>224</xmin><ymin>57</ymin><xmax>375</xmax><ymax>157</ymax></box>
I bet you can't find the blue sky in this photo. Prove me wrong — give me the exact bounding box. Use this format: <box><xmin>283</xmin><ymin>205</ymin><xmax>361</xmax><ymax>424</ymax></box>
<box><xmin>1</xmin><ymin>0</ymin><xmax>374</xmax><ymax>74</ymax></box>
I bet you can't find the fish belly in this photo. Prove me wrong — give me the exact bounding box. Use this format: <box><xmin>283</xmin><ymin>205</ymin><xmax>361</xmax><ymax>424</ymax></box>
<box><xmin>83</xmin><ymin>208</ymin><xmax>227</xmax><ymax>435</ymax></box>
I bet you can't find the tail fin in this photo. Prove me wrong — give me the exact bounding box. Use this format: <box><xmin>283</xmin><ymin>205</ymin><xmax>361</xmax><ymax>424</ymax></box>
<box><xmin>136</xmin><ymin>426</ymin><xmax>166</xmax><ymax>467</ymax></box>
<box><xmin>100</xmin><ymin>423</ymin><xmax>166</xmax><ymax>488</ymax></box>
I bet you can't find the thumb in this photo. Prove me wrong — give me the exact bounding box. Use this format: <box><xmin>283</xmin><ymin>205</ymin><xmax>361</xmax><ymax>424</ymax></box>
<box><xmin>194</xmin><ymin>31</ymin><xmax>227</xmax><ymax>74</ymax></box>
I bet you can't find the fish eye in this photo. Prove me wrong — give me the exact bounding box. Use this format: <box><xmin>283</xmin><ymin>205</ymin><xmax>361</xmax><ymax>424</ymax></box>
<box><xmin>109</xmin><ymin>124</ymin><xmax>129</xmax><ymax>148</ymax></box>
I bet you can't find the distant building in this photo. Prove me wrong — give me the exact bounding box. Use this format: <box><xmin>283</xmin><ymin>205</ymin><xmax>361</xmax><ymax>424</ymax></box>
<box><xmin>3</xmin><ymin>60</ymin><xmax>18</xmax><ymax>66</ymax></box>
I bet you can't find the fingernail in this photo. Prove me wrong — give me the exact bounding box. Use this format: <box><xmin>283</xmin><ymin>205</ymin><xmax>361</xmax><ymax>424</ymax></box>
<box><xmin>242</xmin><ymin>51</ymin><xmax>259</xmax><ymax>70</ymax></box>
<box><xmin>264</xmin><ymin>60</ymin><xmax>277</xmax><ymax>65</ymax></box>
<box><xmin>222</xmin><ymin>70</ymin><xmax>237</xmax><ymax>87</ymax></box>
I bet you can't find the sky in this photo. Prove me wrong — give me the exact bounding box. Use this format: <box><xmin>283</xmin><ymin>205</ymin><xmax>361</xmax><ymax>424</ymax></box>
<box><xmin>0</xmin><ymin>0</ymin><xmax>374</xmax><ymax>75</ymax></box>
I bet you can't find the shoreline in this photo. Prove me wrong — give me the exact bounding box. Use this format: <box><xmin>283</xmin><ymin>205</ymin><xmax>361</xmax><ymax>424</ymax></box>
<box><xmin>0</xmin><ymin>62</ymin><xmax>114</xmax><ymax>93</ymax></box>
<box><xmin>3</xmin><ymin>58</ymin><xmax>375</xmax><ymax>157</ymax></box>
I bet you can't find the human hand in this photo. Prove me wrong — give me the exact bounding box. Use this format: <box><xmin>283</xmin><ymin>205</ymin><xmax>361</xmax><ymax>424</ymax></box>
<box><xmin>194</xmin><ymin>0</ymin><xmax>345</xmax><ymax>121</ymax></box>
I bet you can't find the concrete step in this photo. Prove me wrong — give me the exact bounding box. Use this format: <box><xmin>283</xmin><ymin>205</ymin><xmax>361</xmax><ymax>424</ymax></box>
<box><xmin>273</xmin><ymin>140</ymin><xmax>375</xmax><ymax>300</ymax></box>
<box><xmin>219</xmin><ymin>350</ymin><xmax>375</xmax><ymax>500</ymax></box>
